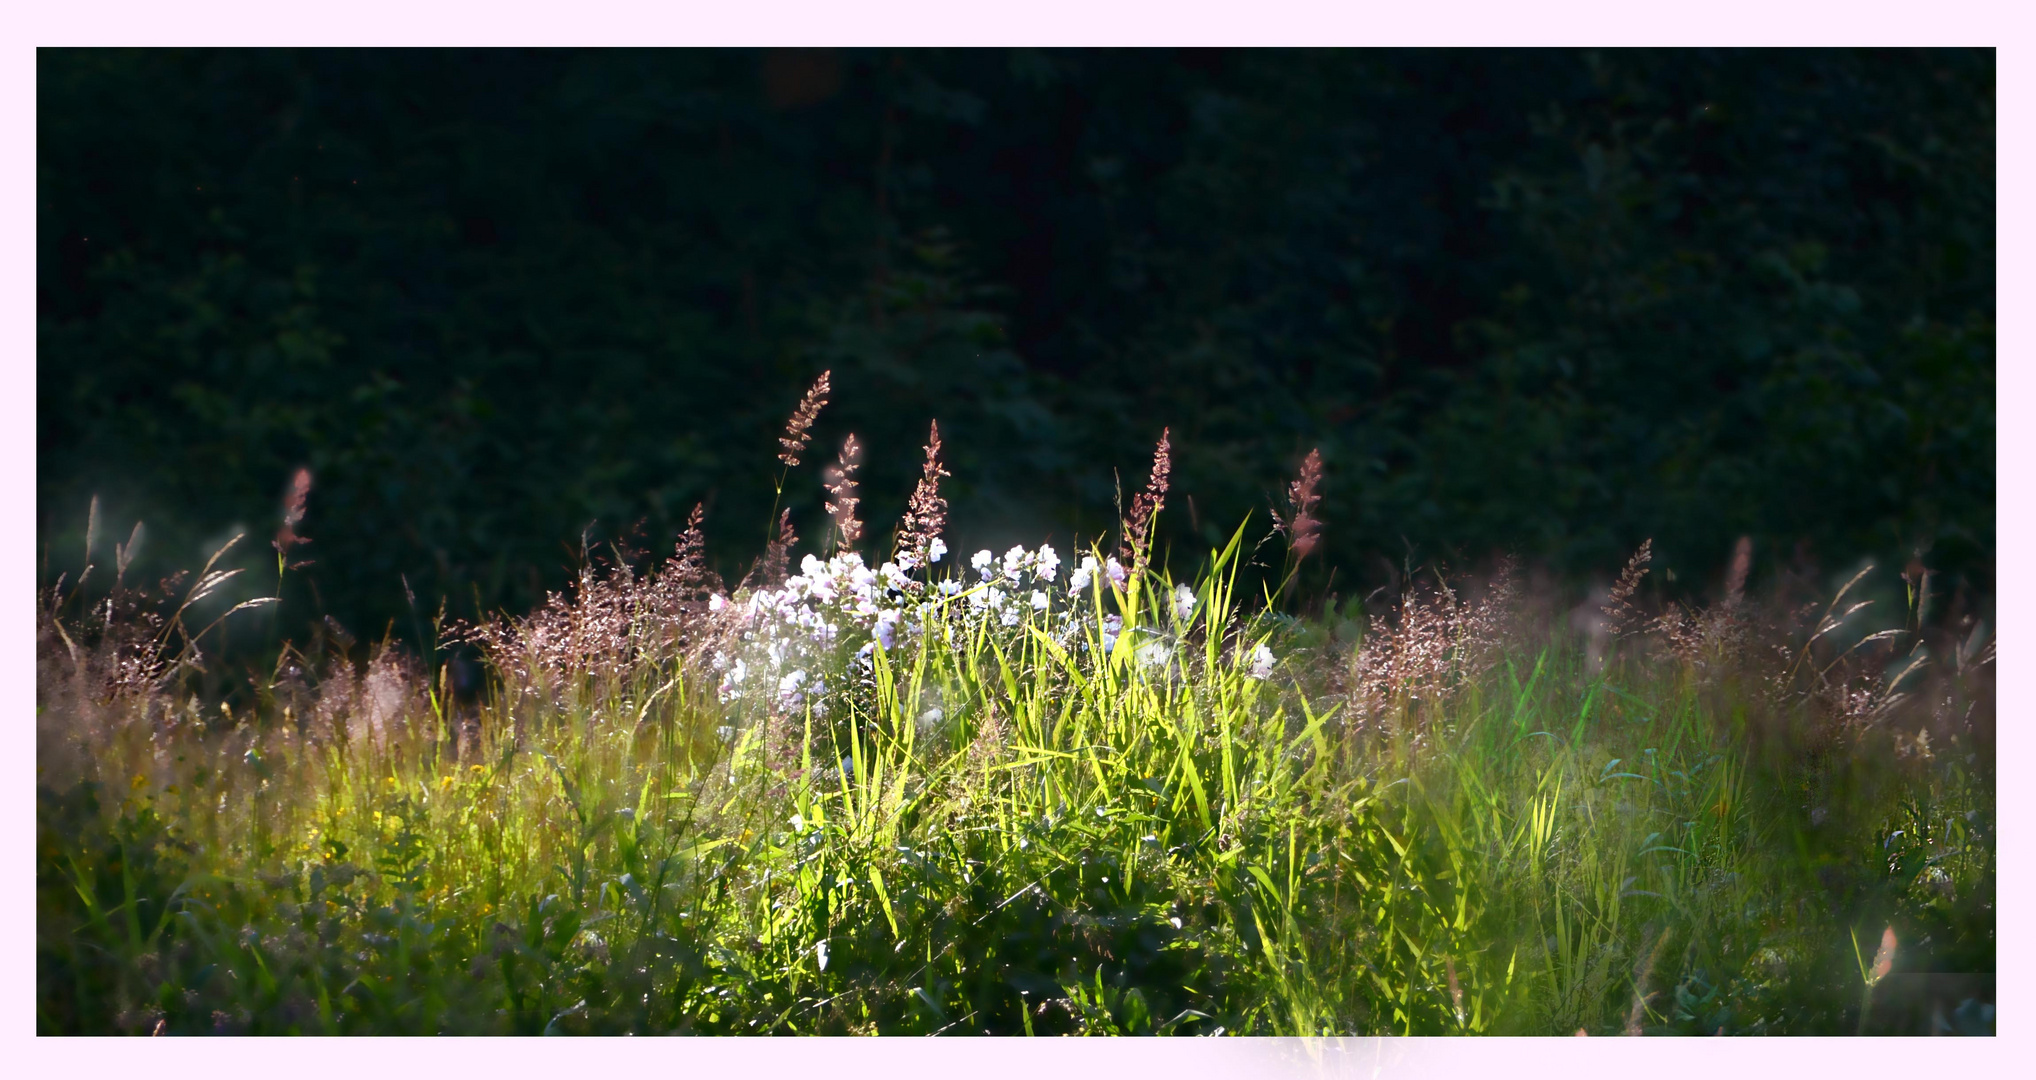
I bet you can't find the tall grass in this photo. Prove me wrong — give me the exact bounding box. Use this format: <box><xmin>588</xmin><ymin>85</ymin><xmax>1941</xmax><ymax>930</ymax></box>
<box><xmin>36</xmin><ymin>406</ymin><xmax>1993</xmax><ymax>1037</ymax></box>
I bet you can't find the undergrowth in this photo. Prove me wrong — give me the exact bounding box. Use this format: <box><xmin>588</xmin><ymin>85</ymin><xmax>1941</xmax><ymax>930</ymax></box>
<box><xmin>37</xmin><ymin>384</ymin><xmax>1994</xmax><ymax>1036</ymax></box>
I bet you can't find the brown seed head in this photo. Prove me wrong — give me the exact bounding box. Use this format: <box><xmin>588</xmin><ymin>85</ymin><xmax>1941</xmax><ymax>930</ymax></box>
<box><xmin>274</xmin><ymin>468</ymin><xmax>313</xmax><ymax>555</ymax></box>
<box><xmin>1272</xmin><ymin>448</ymin><xmax>1325</xmax><ymax>562</ymax></box>
<box><xmin>755</xmin><ymin>508</ymin><xmax>798</xmax><ymax>588</ymax></box>
<box><xmin>1603</xmin><ymin>539</ymin><xmax>1653</xmax><ymax>636</ymax></box>
<box><xmin>895</xmin><ymin>420</ymin><xmax>950</xmax><ymax>571</ymax></box>
<box><xmin>824</xmin><ymin>433</ymin><xmax>864</xmax><ymax>552</ymax></box>
<box><xmin>1724</xmin><ymin>535</ymin><xmax>1753</xmax><ymax>608</ymax></box>
<box><xmin>777</xmin><ymin>369</ymin><xmax>832</xmax><ymax>467</ymax></box>
<box><xmin>1120</xmin><ymin>427</ymin><xmax>1171</xmax><ymax>567</ymax></box>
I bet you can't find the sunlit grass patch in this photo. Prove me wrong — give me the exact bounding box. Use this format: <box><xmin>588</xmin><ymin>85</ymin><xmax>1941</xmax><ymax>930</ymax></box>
<box><xmin>37</xmin><ymin>401</ymin><xmax>1992</xmax><ymax>1035</ymax></box>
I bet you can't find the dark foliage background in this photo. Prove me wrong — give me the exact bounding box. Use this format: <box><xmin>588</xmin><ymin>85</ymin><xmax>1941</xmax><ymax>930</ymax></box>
<box><xmin>39</xmin><ymin>48</ymin><xmax>1993</xmax><ymax>644</ymax></box>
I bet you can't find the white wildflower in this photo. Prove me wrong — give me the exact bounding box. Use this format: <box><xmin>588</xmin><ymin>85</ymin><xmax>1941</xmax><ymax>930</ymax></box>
<box><xmin>778</xmin><ymin>669</ymin><xmax>809</xmax><ymax>709</ymax></box>
<box><xmin>1172</xmin><ymin>583</ymin><xmax>1197</xmax><ymax>622</ymax></box>
<box><xmin>718</xmin><ymin>658</ymin><xmax>748</xmax><ymax>700</ymax></box>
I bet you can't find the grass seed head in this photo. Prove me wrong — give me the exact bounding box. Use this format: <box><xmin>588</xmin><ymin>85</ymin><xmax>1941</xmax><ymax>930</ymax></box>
<box><xmin>824</xmin><ymin>433</ymin><xmax>864</xmax><ymax>552</ymax></box>
<box><xmin>273</xmin><ymin>467</ymin><xmax>314</xmax><ymax>556</ymax></box>
<box><xmin>777</xmin><ymin>369</ymin><xmax>832</xmax><ymax>467</ymax></box>
<box><xmin>1120</xmin><ymin>427</ymin><xmax>1171</xmax><ymax>568</ymax></box>
<box><xmin>1272</xmin><ymin>448</ymin><xmax>1325</xmax><ymax>562</ymax></box>
<box><xmin>895</xmin><ymin>420</ymin><xmax>950</xmax><ymax>572</ymax></box>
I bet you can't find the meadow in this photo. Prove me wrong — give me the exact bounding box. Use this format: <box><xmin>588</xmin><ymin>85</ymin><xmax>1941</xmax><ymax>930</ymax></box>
<box><xmin>36</xmin><ymin>380</ymin><xmax>1994</xmax><ymax>1036</ymax></box>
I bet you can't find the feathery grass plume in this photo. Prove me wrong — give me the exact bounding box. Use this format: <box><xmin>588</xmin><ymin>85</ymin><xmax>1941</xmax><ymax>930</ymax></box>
<box><xmin>1724</xmin><ymin>535</ymin><xmax>1753</xmax><ymax>609</ymax></box>
<box><xmin>454</xmin><ymin>547</ymin><xmax>673</xmax><ymax>716</ymax></box>
<box><xmin>671</xmin><ymin>503</ymin><xmax>715</xmax><ymax>596</ymax></box>
<box><xmin>777</xmin><ymin>369</ymin><xmax>832</xmax><ymax>468</ymax></box>
<box><xmin>275</xmin><ymin>468</ymin><xmax>312</xmax><ymax>551</ymax></box>
<box><xmin>1603</xmin><ymin>539</ymin><xmax>1653</xmax><ymax>636</ymax></box>
<box><xmin>1855</xmin><ymin>924</ymin><xmax>1900</xmax><ymax>1034</ymax></box>
<box><xmin>1870</xmin><ymin>925</ymin><xmax>1897</xmax><ymax>983</ymax></box>
<box><xmin>115</xmin><ymin>521</ymin><xmax>144</xmax><ymax>585</ymax></box>
<box><xmin>823</xmin><ymin>434</ymin><xmax>864</xmax><ymax>552</ymax></box>
<box><xmin>648</xmin><ymin>502</ymin><xmax>726</xmax><ymax>640</ymax></box>
<box><xmin>1271</xmin><ymin>448</ymin><xmax>1325</xmax><ymax>562</ymax></box>
<box><xmin>894</xmin><ymin>420</ymin><xmax>949</xmax><ymax>572</ymax></box>
<box><xmin>273</xmin><ymin>467</ymin><xmax>314</xmax><ymax>569</ymax></box>
<box><xmin>1651</xmin><ymin>540</ymin><xmax>1765</xmax><ymax>671</ymax></box>
<box><xmin>1119</xmin><ymin>427</ymin><xmax>1171</xmax><ymax>568</ymax></box>
<box><xmin>754</xmin><ymin>508</ymin><xmax>798</xmax><ymax>588</ymax></box>
<box><xmin>83</xmin><ymin>494</ymin><xmax>101</xmax><ymax>576</ymax></box>
<box><xmin>1461</xmin><ymin>555</ymin><xmax>1520</xmax><ymax>673</ymax></box>
<box><xmin>1686</xmin><ymin>535</ymin><xmax>1755</xmax><ymax>662</ymax></box>
<box><xmin>1344</xmin><ymin>560</ymin><xmax>1522</xmax><ymax>736</ymax></box>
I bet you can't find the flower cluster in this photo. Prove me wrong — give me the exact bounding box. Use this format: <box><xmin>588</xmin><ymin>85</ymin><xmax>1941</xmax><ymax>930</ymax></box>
<box><xmin>707</xmin><ymin>539</ymin><xmax>1279</xmax><ymax>717</ymax></box>
<box><xmin>712</xmin><ymin>544</ymin><xmax>1073</xmax><ymax>709</ymax></box>
<box><xmin>1067</xmin><ymin>555</ymin><xmax>1127</xmax><ymax>594</ymax></box>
